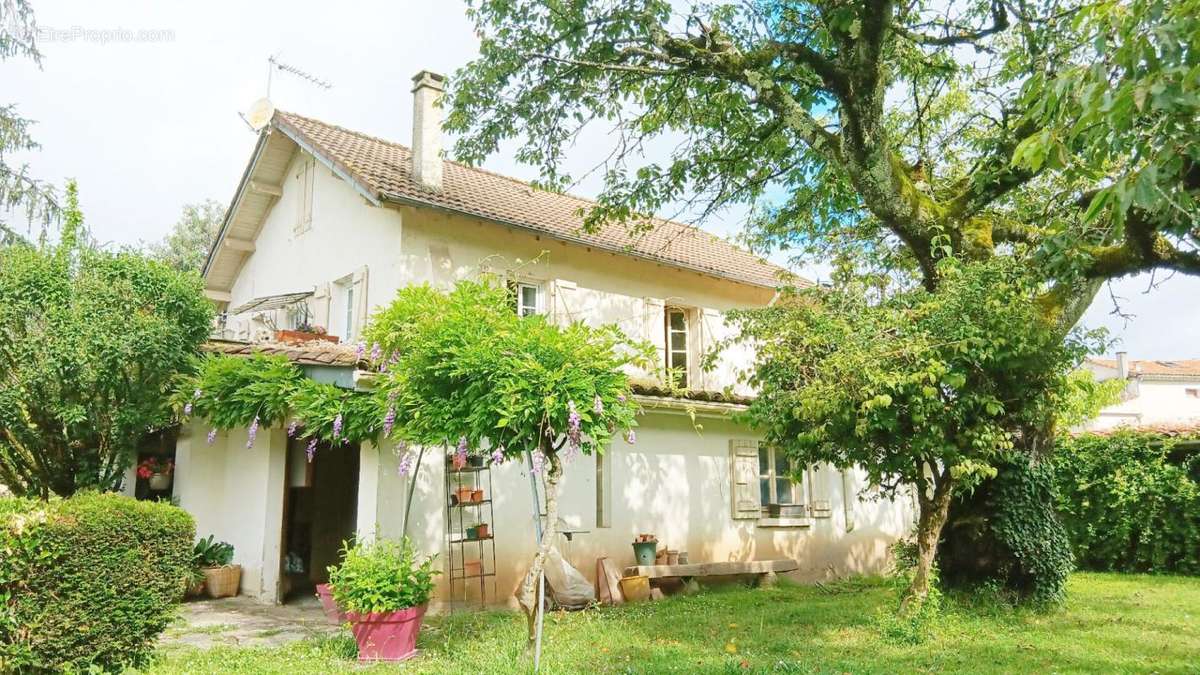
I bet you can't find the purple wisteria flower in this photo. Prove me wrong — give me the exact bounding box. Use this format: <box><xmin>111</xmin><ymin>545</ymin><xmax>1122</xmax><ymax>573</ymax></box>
<box><xmin>593</xmin><ymin>394</ymin><xmax>604</xmax><ymax>415</ymax></box>
<box><xmin>207</xmin><ymin>428</ymin><xmax>217</xmax><ymax>445</ymax></box>
<box><xmin>246</xmin><ymin>416</ymin><xmax>260</xmax><ymax>449</ymax></box>
<box><xmin>355</xmin><ymin>341</ymin><xmax>366</xmax><ymax>361</ymax></box>
<box><xmin>383</xmin><ymin>407</ymin><xmax>396</xmax><ymax>437</ymax></box>
<box><xmin>397</xmin><ymin>452</ymin><xmax>414</xmax><ymax>476</ymax></box>
<box><xmin>306</xmin><ymin>437</ymin><xmax>318</xmax><ymax>463</ymax></box>
<box><xmin>183</xmin><ymin>401</ymin><xmax>193</xmax><ymax>416</ymax></box>
<box><xmin>617</xmin><ymin>393</ymin><xmax>626</xmax><ymax>403</ymax></box>
<box><xmin>287</xmin><ymin>420</ymin><xmax>299</xmax><ymax>437</ymax></box>
<box><xmin>491</xmin><ymin>446</ymin><xmax>505</xmax><ymax>465</ymax></box>
<box><xmin>193</xmin><ymin>388</ymin><xmax>202</xmax><ymax>399</ymax></box>
<box><xmin>625</xmin><ymin>429</ymin><xmax>636</xmax><ymax>445</ymax></box>
<box><xmin>454</xmin><ymin>436</ymin><xmax>468</xmax><ymax>469</ymax></box>
<box><xmin>566</xmin><ymin>401</ymin><xmax>582</xmax><ymax>452</ymax></box>
<box><xmin>332</xmin><ymin>413</ymin><xmax>343</xmax><ymax>440</ymax></box>
<box><xmin>531</xmin><ymin>450</ymin><xmax>545</xmax><ymax>475</ymax></box>
<box><xmin>370</xmin><ymin>343</ymin><xmax>382</xmax><ymax>363</ymax></box>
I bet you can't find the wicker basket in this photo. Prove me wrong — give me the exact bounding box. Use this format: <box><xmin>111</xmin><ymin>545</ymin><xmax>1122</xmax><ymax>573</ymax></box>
<box><xmin>202</xmin><ymin>565</ymin><xmax>242</xmax><ymax>598</ymax></box>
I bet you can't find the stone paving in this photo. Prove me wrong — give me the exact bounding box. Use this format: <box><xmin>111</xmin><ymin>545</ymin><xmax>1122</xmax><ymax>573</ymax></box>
<box><xmin>160</xmin><ymin>595</ymin><xmax>341</xmax><ymax>650</ymax></box>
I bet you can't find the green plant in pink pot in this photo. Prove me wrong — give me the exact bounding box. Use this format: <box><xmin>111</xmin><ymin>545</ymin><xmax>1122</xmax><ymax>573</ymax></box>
<box><xmin>328</xmin><ymin>537</ymin><xmax>438</xmax><ymax>662</ymax></box>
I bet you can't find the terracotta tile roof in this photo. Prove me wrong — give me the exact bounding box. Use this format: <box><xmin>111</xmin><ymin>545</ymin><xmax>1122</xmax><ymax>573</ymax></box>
<box><xmin>272</xmin><ymin>110</ymin><xmax>800</xmax><ymax>289</ymax></box>
<box><xmin>203</xmin><ymin>339</ymin><xmax>360</xmax><ymax>367</ymax></box>
<box><xmin>1073</xmin><ymin>422</ymin><xmax>1200</xmax><ymax>438</ymax></box>
<box><xmin>203</xmin><ymin>340</ymin><xmax>755</xmax><ymax>405</ymax></box>
<box><xmin>1087</xmin><ymin>357</ymin><xmax>1200</xmax><ymax>378</ymax></box>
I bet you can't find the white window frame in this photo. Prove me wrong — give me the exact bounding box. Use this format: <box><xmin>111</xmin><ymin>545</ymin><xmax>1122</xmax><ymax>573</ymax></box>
<box><xmin>665</xmin><ymin>307</ymin><xmax>689</xmax><ymax>388</ymax></box>
<box><xmin>515</xmin><ymin>281</ymin><xmax>542</xmax><ymax>317</ymax></box>
<box><xmin>343</xmin><ymin>283</ymin><xmax>355</xmax><ymax>341</ymax></box>
<box><xmin>758</xmin><ymin>445</ymin><xmax>804</xmax><ymax>514</ymax></box>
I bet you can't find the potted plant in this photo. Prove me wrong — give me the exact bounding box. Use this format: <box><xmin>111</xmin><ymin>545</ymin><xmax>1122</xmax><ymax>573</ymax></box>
<box><xmin>328</xmin><ymin>538</ymin><xmax>438</xmax><ymax>662</ymax></box>
<box><xmin>137</xmin><ymin>457</ymin><xmax>174</xmax><ymax>491</ymax></box>
<box><xmin>453</xmin><ymin>475</ymin><xmax>474</xmax><ymax>504</ymax></box>
<box><xmin>194</xmin><ymin>535</ymin><xmax>241</xmax><ymax>598</ymax></box>
<box><xmin>276</xmin><ymin>303</ymin><xmax>340</xmax><ymax>345</ymax></box>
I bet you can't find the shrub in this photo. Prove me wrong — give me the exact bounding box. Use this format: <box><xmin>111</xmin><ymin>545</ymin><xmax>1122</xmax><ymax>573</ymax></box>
<box><xmin>0</xmin><ymin>492</ymin><xmax>195</xmax><ymax>671</ymax></box>
<box><xmin>1055</xmin><ymin>430</ymin><xmax>1200</xmax><ymax>574</ymax></box>
<box><xmin>328</xmin><ymin>538</ymin><xmax>438</xmax><ymax>614</ymax></box>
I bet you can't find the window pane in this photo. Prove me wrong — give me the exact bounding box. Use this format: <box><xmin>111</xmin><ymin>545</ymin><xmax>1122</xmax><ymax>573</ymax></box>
<box><xmin>669</xmin><ymin>310</ymin><xmax>686</xmax><ymax>331</ymax></box>
<box><xmin>521</xmin><ymin>285</ymin><xmax>538</xmax><ymax>308</ymax></box>
<box><xmin>776</xmin><ymin>478</ymin><xmax>793</xmax><ymax>504</ymax></box>
<box><xmin>758</xmin><ymin>447</ymin><xmax>770</xmax><ymax>474</ymax></box>
<box><xmin>775</xmin><ymin>453</ymin><xmax>791</xmax><ymax>477</ymax></box>
<box><xmin>670</xmin><ymin>331</ymin><xmax>687</xmax><ymax>351</ymax></box>
<box><xmin>760</xmin><ymin>478</ymin><xmax>771</xmax><ymax>505</ymax></box>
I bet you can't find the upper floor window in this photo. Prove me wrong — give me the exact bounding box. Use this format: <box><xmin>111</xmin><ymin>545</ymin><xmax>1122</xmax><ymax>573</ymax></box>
<box><xmin>295</xmin><ymin>157</ymin><xmax>315</xmax><ymax>233</ymax></box>
<box><xmin>665</xmin><ymin>307</ymin><xmax>689</xmax><ymax>388</ymax></box>
<box><xmin>510</xmin><ymin>281</ymin><xmax>542</xmax><ymax>317</ymax></box>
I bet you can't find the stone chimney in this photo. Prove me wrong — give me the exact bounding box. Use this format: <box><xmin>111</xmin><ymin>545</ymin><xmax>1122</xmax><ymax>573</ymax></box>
<box><xmin>1116</xmin><ymin>351</ymin><xmax>1129</xmax><ymax>380</ymax></box>
<box><xmin>411</xmin><ymin>70</ymin><xmax>446</xmax><ymax>191</ymax></box>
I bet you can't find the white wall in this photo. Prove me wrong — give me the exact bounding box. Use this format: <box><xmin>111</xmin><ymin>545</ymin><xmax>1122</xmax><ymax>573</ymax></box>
<box><xmin>1085</xmin><ymin>363</ymin><xmax>1200</xmax><ymax>429</ymax></box>
<box><xmin>358</xmin><ymin>412</ymin><xmax>915</xmax><ymax>609</ymax></box>
<box><xmin>174</xmin><ymin>419</ymin><xmax>287</xmax><ymax>602</ymax></box>
<box><xmin>224</xmin><ymin>151</ymin><xmax>775</xmax><ymax>394</ymax></box>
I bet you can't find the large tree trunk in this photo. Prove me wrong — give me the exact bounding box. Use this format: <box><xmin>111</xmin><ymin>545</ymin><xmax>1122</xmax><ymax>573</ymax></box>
<box><xmin>517</xmin><ymin>446</ymin><xmax>561</xmax><ymax>652</ymax></box>
<box><xmin>900</xmin><ymin>466</ymin><xmax>954</xmax><ymax>614</ymax></box>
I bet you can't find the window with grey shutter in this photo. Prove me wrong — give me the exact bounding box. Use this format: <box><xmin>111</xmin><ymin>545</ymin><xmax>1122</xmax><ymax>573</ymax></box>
<box><xmin>730</xmin><ymin>439</ymin><xmax>761</xmax><ymax>519</ymax></box>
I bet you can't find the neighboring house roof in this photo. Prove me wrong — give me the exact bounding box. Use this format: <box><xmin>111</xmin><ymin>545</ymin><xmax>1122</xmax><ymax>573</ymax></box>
<box><xmin>1073</xmin><ymin>421</ymin><xmax>1200</xmax><ymax>438</ymax></box>
<box><xmin>203</xmin><ymin>110</ymin><xmax>799</xmax><ymax>292</ymax></box>
<box><xmin>1087</xmin><ymin>357</ymin><xmax>1200</xmax><ymax>380</ymax></box>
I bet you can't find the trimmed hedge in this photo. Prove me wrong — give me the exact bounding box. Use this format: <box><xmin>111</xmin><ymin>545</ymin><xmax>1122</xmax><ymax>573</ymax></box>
<box><xmin>0</xmin><ymin>493</ymin><xmax>195</xmax><ymax>671</ymax></box>
<box><xmin>1055</xmin><ymin>430</ymin><xmax>1200</xmax><ymax>574</ymax></box>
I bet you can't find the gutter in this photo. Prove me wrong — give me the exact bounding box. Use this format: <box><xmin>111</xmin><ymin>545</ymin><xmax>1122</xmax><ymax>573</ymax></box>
<box><xmin>632</xmin><ymin>394</ymin><xmax>748</xmax><ymax>417</ymax></box>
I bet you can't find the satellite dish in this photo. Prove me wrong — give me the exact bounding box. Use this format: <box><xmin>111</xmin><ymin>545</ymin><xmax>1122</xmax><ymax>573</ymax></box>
<box><xmin>245</xmin><ymin>98</ymin><xmax>275</xmax><ymax>131</ymax></box>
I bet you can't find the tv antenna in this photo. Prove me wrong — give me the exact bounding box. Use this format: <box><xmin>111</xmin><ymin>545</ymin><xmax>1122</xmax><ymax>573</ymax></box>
<box><xmin>266</xmin><ymin>54</ymin><xmax>333</xmax><ymax>97</ymax></box>
<box><xmin>240</xmin><ymin>54</ymin><xmax>335</xmax><ymax>131</ymax></box>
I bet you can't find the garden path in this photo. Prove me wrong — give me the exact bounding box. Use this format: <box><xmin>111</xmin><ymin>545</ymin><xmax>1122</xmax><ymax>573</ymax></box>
<box><xmin>159</xmin><ymin>596</ymin><xmax>338</xmax><ymax>650</ymax></box>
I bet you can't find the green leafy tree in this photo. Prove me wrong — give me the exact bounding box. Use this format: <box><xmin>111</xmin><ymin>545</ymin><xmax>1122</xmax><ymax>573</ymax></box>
<box><xmin>364</xmin><ymin>279</ymin><xmax>649</xmax><ymax>648</ymax></box>
<box><xmin>1</xmin><ymin>0</ymin><xmax>59</xmax><ymax>236</ymax></box>
<box><xmin>447</xmin><ymin>0</ymin><xmax>1200</xmax><ymax>601</ymax></box>
<box><xmin>729</xmin><ymin>260</ymin><xmax>1098</xmax><ymax>608</ymax></box>
<box><xmin>0</xmin><ymin>182</ymin><xmax>213</xmax><ymax>497</ymax></box>
<box><xmin>147</xmin><ymin>200</ymin><xmax>224</xmax><ymax>273</ymax></box>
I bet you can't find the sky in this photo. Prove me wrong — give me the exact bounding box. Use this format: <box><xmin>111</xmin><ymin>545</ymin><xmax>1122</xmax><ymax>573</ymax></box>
<box><xmin>3</xmin><ymin>0</ymin><xmax>1197</xmax><ymax>359</ymax></box>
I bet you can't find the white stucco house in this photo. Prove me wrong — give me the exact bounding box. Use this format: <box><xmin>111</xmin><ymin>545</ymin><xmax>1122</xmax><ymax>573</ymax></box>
<box><xmin>156</xmin><ymin>70</ymin><xmax>915</xmax><ymax>607</ymax></box>
<box><xmin>1084</xmin><ymin>354</ymin><xmax>1200</xmax><ymax>431</ymax></box>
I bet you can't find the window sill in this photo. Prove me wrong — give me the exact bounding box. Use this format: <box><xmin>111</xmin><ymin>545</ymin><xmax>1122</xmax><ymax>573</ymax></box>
<box><xmin>757</xmin><ymin>517</ymin><xmax>813</xmax><ymax>529</ymax></box>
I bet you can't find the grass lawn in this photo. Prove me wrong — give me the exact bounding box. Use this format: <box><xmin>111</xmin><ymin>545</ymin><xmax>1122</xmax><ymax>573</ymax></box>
<box><xmin>143</xmin><ymin>573</ymin><xmax>1200</xmax><ymax>674</ymax></box>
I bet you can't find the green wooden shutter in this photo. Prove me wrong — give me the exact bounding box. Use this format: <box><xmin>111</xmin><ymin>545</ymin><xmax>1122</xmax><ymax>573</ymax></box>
<box><xmin>730</xmin><ymin>439</ymin><xmax>761</xmax><ymax>519</ymax></box>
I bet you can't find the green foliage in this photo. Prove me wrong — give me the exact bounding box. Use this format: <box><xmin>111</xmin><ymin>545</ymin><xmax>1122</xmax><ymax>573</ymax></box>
<box><xmin>988</xmin><ymin>459</ymin><xmax>1074</xmax><ymax>604</ymax></box>
<box><xmin>0</xmin><ymin>182</ymin><xmax>214</xmax><ymax>497</ymax></box>
<box><xmin>1055</xmin><ymin>430</ymin><xmax>1200</xmax><ymax>574</ymax></box>
<box><xmin>193</xmin><ymin>534</ymin><xmax>235</xmax><ymax>568</ymax></box>
<box><xmin>728</xmin><ymin>259</ymin><xmax>1097</xmax><ymax>497</ymax></box>
<box><xmin>0</xmin><ymin>493</ymin><xmax>195</xmax><ymax>671</ymax></box>
<box><xmin>364</xmin><ymin>279</ymin><xmax>649</xmax><ymax>459</ymax></box>
<box><xmin>147</xmin><ymin>199</ymin><xmax>224</xmax><ymax>273</ymax></box>
<box><xmin>327</xmin><ymin>538</ymin><xmax>438</xmax><ymax>614</ymax></box>
<box><xmin>177</xmin><ymin>354</ymin><xmax>387</xmax><ymax>448</ymax></box>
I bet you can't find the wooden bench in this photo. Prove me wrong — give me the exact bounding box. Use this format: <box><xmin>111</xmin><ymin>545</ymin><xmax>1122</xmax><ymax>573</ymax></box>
<box><xmin>623</xmin><ymin>559</ymin><xmax>798</xmax><ymax>590</ymax></box>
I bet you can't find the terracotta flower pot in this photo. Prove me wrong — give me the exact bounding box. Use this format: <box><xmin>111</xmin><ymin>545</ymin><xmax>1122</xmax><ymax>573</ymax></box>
<box><xmin>347</xmin><ymin>604</ymin><xmax>427</xmax><ymax>661</ymax></box>
<box><xmin>456</xmin><ymin>486</ymin><xmax>474</xmax><ymax>503</ymax></box>
<box><xmin>275</xmin><ymin>329</ymin><xmax>339</xmax><ymax>345</ymax></box>
<box><xmin>471</xmin><ymin>488</ymin><xmax>484</xmax><ymax>502</ymax></box>
<box><xmin>464</xmin><ymin>560</ymin><xmax>482</xmax><ymax>577</ymax></box>
<box><xmin>316</xmin><ymin>583</ymin><xmax>348</xmax><ymax>625</ymax></box>
<box><xmin>476</xmin><ymin>523</ymin><xmax>489</xmax><ymax>538</ymax></box>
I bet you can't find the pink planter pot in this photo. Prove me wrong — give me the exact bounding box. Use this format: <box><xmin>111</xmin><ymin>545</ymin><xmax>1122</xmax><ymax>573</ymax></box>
<box><xmin>346</xmin><ymin>604</ymin><xmax>428</xmax><ymax>662</ymax></box>
<box><xmin>315</xmin><ymin>584</ymin><xmax>347</xmax><ymax>625</ymax></box>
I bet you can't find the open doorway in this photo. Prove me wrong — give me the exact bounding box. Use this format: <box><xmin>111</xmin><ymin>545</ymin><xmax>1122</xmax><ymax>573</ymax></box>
<box><xmin>279</xmin><ymin>439</ymin><xmax>359</xmax><ymax>603</ymax></box>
